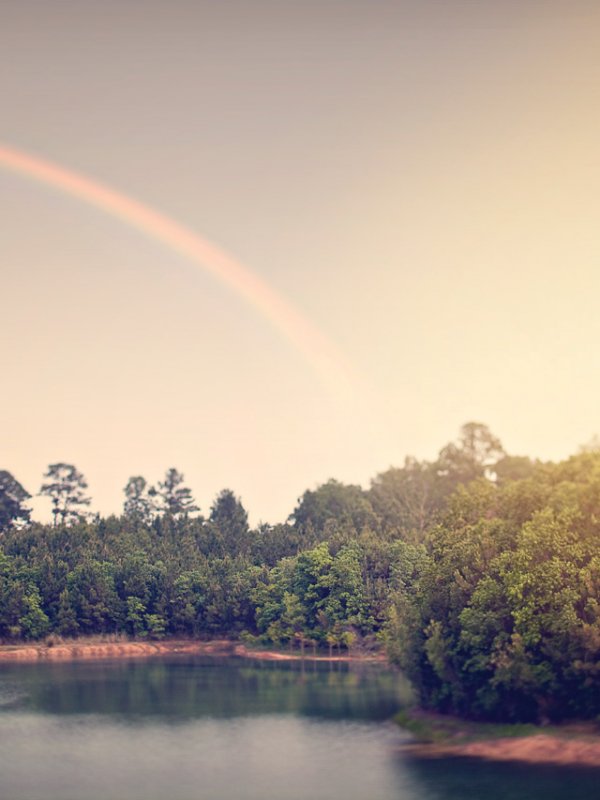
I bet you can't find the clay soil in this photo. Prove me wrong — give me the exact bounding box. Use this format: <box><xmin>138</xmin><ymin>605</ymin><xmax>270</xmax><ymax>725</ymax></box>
<box><xmin>400</xmin><ymin>710</ymin><xmax>600</xmax><ymax>769</ymax></box>
<box><xmin>0</xmin><ymin>638</ymin><xmax>384</xmax><ymax>664</ymax></box>
<box><xmin>403</xmin><ymin>733</ymin><xmax>600</xmax><ymax>768</ymax></box>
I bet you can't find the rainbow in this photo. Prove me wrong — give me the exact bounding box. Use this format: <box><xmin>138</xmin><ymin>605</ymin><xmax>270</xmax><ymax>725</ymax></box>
<box><xmin>0</xmin><ymin>142</ymin><xmax>352</xmax><ymax>392</ymax></box>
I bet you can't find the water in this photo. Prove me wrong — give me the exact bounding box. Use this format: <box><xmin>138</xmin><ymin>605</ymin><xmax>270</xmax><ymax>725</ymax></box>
<box><xmin>0</xmin><ymin>656</ymin><xmax>597</xmax><ymax>800</ymax></box>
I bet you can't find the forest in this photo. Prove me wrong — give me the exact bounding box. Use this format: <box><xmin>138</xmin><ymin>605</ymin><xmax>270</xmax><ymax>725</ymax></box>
<box><xmin>1</xmin><ymin>423</ymin><xmax>599</xmax><ymax>723</ymax></box>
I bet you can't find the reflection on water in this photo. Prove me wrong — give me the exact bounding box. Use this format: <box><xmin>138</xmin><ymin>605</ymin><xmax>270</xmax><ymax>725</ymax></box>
<box><xmin>401</xmin><ymin>754</ymin><xmax>600</xmax><ymax>800</ymax></box>
<box><xmin>0</xmin><ymin>656</ymin><xmax>412</xmax><ymax>720</ymax></box>
<box><xmin>0</xmin><ymin>656</ymin><xmax>597</xmax><ymax>800</ymax></box>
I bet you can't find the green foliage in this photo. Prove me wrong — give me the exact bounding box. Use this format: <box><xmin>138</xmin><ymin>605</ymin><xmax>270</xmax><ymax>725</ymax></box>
<box><xmin>39</xmin><ymin>463</ymin><xmax>91</xmax><ymax>526</ymax></box>
<box><xmin>123</xmin><ymin>476</ymin><xmax>155</xmax><ymax>526</ymax></box>
<box><xmin>3</xmin><ymin>422</ymin><xmax>600</xmax><ymax>725</ymax></box>
<box><xmin>171</xmin><ymin>571</ymin><xmax>205</xmax><ymax>635</ymax></box>
<box><xmin>209</xmin><ymin>489</ymin><xmax>251</xmax><ymax>556</ymax></box>
<box><xmin>370</xmin><ymin>458</ymin><xmax>443</xmax><ymax>540</ymax></box>
<box><xmin>57</xmin><ymin>588</ymin><xmax>79</xmax><ymax>636</ymax></box>
<box><xmin>390</xmin><ymin>453</ymin><xmax>600</xmax><ymax>721</ymax></box>
<box><xmin>67</xmin><ymin>561</ymin><xmax>121</xmax><ymax>634</ymax></box>
<box><xmin>0</xmin><ymin>470</ymin><xmax>31</xmax><ymax>531</ymax></box>
<box><xmin>19</xmin><ymin>589</ymin><xmax>50</xmax><ymax>639</ymax></box>
<box><xmin>0</xmin><ymin>552</ymin><xmax>50</xmax><ymax>640</ymax></box>
<box><xmin>437</xmin><ymin>422</ymin><xmax>505</xmax><ymax>488</ymax></box>
<box><xmin>146</xmin><ymin>613</ymin><xmax>166</xmax><ymax>639</ymax></box>
<box><xmin>291</xmin><ymin>480</ymin><xmax>378</xmax><ymax>543</ymax></box>
<box><xmin>155</xmin><ymin>468</ymin><xmax>199</xmax><ymax>518</ymax></box>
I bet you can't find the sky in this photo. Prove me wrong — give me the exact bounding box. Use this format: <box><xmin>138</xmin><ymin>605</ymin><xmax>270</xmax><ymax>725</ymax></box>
<box><xmin>2</xmin><ymin>0</ymin><xmax>600</xmax><ymax>524</ymax></box>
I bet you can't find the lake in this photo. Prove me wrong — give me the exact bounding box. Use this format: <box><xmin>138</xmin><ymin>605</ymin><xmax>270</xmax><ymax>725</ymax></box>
<box><xmin>0</xmin><ymin>656</ymin><xmax>597</xmax><ymax>800</ymax></box>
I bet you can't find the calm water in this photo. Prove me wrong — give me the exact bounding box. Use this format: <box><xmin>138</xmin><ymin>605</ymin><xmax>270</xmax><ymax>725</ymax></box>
<box><xmin>0</xmin><ymin>656</ymin><xmax>597</xmax><ymax>800</ymax></box>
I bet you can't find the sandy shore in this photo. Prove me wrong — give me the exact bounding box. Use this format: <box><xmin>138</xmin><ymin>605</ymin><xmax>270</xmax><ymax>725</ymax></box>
<box><xmin>398</xmin><ymin>709</ymin><xmax>600</xmax><ymax>769</ymax></box>
<box><xmin>0</xmin><ymin>638</ymin><xmax>385</xmax><ymax>664</ymax></box>
<box><xmin>403</xmin><ymin>734</ymin><xmax>600</xmax><ymax>768</ymax></box>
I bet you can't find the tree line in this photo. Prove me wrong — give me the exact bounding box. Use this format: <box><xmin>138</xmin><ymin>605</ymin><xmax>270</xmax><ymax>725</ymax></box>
<box><xmin>1</xmin><ymin>422</ymin><xmax>599</xmax><ymax>723</ymax></box>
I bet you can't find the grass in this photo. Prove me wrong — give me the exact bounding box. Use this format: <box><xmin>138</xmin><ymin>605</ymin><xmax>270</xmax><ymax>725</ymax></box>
<box><xmin>394</xmin><ymin>707</ymin><xmax>574</xmax><ymax>745</ymax></box>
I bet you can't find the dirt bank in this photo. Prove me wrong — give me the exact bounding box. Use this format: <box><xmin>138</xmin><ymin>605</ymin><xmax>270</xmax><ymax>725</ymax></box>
<box><xmin>398</xmin><ymin>710</ymin><xmax>600</xmax><ymax>769</ymax></box>
<box><xmin>0</xmin><ymin>638</ymin><xmax>385</xmax><ymax>664</ymax></box>
<box><xmin>0</xmin><ymin>639</ymin><xmax>234</xmax><ymax>662</ymax></box>
<box><xmin>403</xmin><ymin>734</ymin><xmax>600</xmax><ymax>768</ymax></box>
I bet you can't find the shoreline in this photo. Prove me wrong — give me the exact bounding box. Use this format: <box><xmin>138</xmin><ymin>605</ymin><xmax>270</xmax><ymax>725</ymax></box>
<box><xmin>397</xmin><ymin>709</ymin><xmax>600</xmax><ymax>769</ymax></box>
<box><xmin>3</xmin><ymin>639</ymin><xmax>600</xmax><ymax>769</ymax></box>
<box><xmin>0</xmin><ymin>638</ymin><xmax>385</xmax><ymax>664</ymax></box>
<box><xmin>402</xmin><ymin>735</ymin><xmax>600</xmax><ymax>768</ymax></box>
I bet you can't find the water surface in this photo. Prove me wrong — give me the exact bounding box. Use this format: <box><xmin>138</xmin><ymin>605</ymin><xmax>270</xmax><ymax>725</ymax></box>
<box><xmin>0</xmin><ymin>656</ymin><xmax>596</xmax><ymax>800</ymax></box>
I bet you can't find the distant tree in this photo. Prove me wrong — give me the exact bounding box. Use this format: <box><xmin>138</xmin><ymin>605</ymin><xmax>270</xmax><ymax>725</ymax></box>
<box><xmin>171</xmin><ymin>570</ymin><xmax>206</xmax><ymax>635</ymax></box>
<box><xmin>17</xmin><ymin>587</ymin><xmax>50</xmax><ymax>640</ymax></box>
<box><xmin>67</xmin><ymin>561</ymin><xmax>121</xmax><ymax>633</ymax></box>
<box><xmin>209</xmin><ymin>489</ymin><xmax>250</xmax><ymax>555</ymax></box>
<box><xmin>322</xmin><ymin>542</ymin><xmax>367</xmax><ymax>631</ymax></box>
<box><xmin>281</xmin><ymin>592</ymin><xmax>306</xmax><ymax>651</ymax></box>
<box><xmin>156</xmin><ymin>468</ymin><xmax>198</xmax><ymax>518</ymax></box>
<box><xmin>437</xmin><ymin>422</ymin><xmax>505</xmax><ymax>487</ymax></box>
<box><xmin>252</xmin><ymin>522</ymin><xmax>302</xmax><ymax>565</ymax></box>
<box><xmin>0</xmin><ymin>470</ymin><xmax>31</xmax><ymax>532</ymax></box>
<box><xmin>39</xmin><ymin>463</ymin><xmax>91</xmax><ymax>526</ymax></box>
<box><xmin>494</xmin><ymin>455</ymin><xmax>536</xmax><ymax>485</ymax></box>
<box><xmin>125</xmin><ymin>596</ymin><xmax>147</xmax><ymax>637</ymax></box>
<box><xmin>56</xmin><ymin>588</ymin><xmax>79</xmax><ymax>636</ymax></box>
<box><xmin>370</xmin><ymin>457</ymin><xmax>443</xmax><ymax>540</ymax></box>
<box><xmin>292</xmin><ymin>542</ymin><xmax>334</xmax><ymax>630</ymax></box>
<box><xmin>123</xmin><ymin>476</ymin><xmax>155</xmax><ymax>525</ymax></box>
<box><xmin>291</xmin><ymin>480</ymin><xmax>377</xmax><ymax>541</ymax></box>
<box><xmin>579</xmin><ymin>435</ymin><xmax>600</xmax><ymax>453</ymax></box>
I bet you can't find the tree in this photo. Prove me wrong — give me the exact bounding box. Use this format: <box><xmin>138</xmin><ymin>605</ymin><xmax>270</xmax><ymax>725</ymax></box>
<box><xmin>123</xmin><ymin>476</ymin><xmax>155</xmax><ymax>525</ymax></box>
<box><xmin>57</xmin><ymin>588</ymin><xmax>79</xmax><ymax>636</ymax></box>
<box><xmin>291</xmin><ymin>480</ymin><xmax>377</xmax><ymax>541</ymax></box>
<box><xmin>39</xmin><ymin>463</ymin><xmax>91</xmax><ymax>526</ymax></box>
<box><xmin>0</xmin><ymin>470</ymin><xmax>31</xmax><ymax>532</ymax></box>
<box><xmin>67</xmin><ymin>561</ymin><xmax>121</xmax><ymax>633</ymax></box>
<box><xmin>370</xmin><ymin>457</ymin><xmax>443</xmax><ymax>541</ymax></box>
<box><xmin>17</xmin><ymin>587</ymin><xmax>49</xmax><ymax>640</ymax></box>
<box><xmin>171</xmin><ymin>570</ymin><xmax>205</xmax><ymax>635</ymax></box>
<box><xmin>579</xmin><ymin>435</ymin><xmax>600</xmax><ymax>453</ymax></box>
<box><xmin>281</xmin><ymin>591</ymin><xmax>306</xmax><ymax>651</ymax></box>
<box><xmin>209</xmin><ymin>489</ymin><xmax>250</xmax><ymax>556</ymax></box>
<box><xmin>494</xmin><ymin>455</ymin><xmax>536</xmax><ymax>485</ymax></box>
<box><xmin>251</xmin><ymin>522</ymin><xmax>302</xmax><ymax>565</ymax></box>
<box><xmin>292</xmin><ymin>542</ymin><xmax>334</xmax><ymax>630</ymax></box>
<box><xmin>155</xmin><ymin>469</ymin><xmax>198</xmax><ymax>518</ymax></box>
<box><xmin>125</xmin><ymin>596</ymin><xmax>147</xmax><ymax>637</ymax></box>
<box><xmin>437</xmin><ymin>422</ymin><xmax>505</xmax><ymax>488</ymax></box>
<box><xmin>322</xmin><ymin>542</ymin><xmax>367</xmax><ymax>631</ymax></box>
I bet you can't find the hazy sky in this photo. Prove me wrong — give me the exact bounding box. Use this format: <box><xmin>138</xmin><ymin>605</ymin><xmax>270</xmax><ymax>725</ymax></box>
<box><xmin>3</xmin><ymin>0</ymin><xmax>600</xmax><ymax>523</ymax></box>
